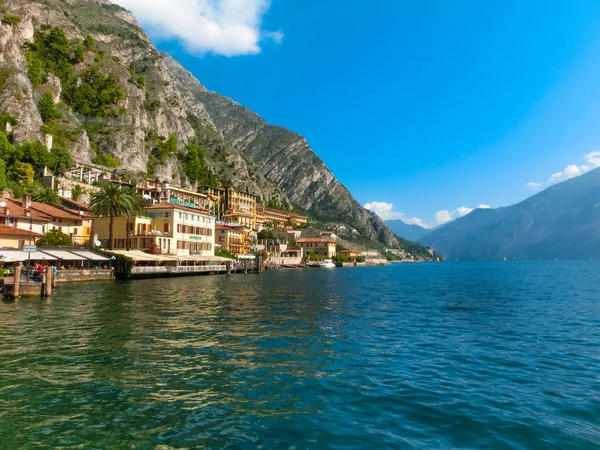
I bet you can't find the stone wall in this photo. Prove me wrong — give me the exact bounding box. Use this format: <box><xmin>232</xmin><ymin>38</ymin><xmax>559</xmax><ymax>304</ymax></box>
<box><xmin>55</xmin><ymin>269</ymin><xmax>112</xmax><ymax>283</ymax></box>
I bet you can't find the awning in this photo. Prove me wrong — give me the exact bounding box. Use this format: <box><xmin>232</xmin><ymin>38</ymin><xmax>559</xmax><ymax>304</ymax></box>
<box><xmin>40</xmin><ymin>249</ymin><xmax>87</xmax><ymax>261</ymax></box>
<box><xmin>69</xmin><ymin>250</ymin><xmax>110</xmax><ymax>261</ymax></box>
<box><xmin>0</xmin><ymin>249</ymin><xmax>57</xmax><ymax>263</ymax></box>
<box><xmin>111</xmin><ymin>251</ymin><xmax>179</xmax><ymax>262</ymax></box>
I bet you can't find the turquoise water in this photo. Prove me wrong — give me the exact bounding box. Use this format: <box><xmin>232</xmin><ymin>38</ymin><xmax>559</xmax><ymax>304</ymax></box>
<box><xmin>0</xmin><ymin>262</ymin><xmax>599</xmax><ymax>449</ymax></box>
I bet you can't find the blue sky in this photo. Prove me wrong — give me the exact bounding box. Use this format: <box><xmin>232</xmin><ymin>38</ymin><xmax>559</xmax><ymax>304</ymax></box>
<box><xmin>114</xmin><ymin>0</ymin><xmax>600</xmax><ymax>227</ymax></box>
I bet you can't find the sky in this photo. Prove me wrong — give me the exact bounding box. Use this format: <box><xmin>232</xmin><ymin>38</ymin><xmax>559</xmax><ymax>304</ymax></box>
<box><xmin>113</xmin><ymin>0</ymin><xmax>600</xmax><ymax>228</ymax></box>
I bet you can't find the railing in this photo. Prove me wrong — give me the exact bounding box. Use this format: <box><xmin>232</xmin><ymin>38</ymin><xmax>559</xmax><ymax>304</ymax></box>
<box><xmin>131</xmin><ymin>265</ymin><xmax>226</xmax><ymax>275</ymax></box>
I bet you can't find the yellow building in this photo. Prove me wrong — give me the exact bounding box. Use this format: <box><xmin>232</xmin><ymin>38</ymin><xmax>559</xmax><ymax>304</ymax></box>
<box><xmin>93</xmin><ymin>203</ymin><xmax>216</xmax><ymax>256</ymax></box>
<box><xmin>297</xmin><ymin>237</ymin><xmax>336</xmax><ymax>257</ymax></box>
<box><xmin>0</xmin><ymin>224</ymin><xmax>43</xmax><ymax>248</ymax></box>
<box><xmin>215</xmin><ymin>224</ymin><xmax>254</xmax><ymax>255</ymax></box>
<box><xmin>256</xmin><ymin>205</ymin><xmax>308</xmax><ymax>229</ymax></box>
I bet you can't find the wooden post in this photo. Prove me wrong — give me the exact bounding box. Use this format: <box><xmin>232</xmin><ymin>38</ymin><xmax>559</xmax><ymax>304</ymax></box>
<box><xmin>13</xmin><ymin>263</ymin><xmax>20</xmax><ymax>298</ymax></box>
<box><xmin>51</xmin><ymin>267</ymin><xmax>57</xmax><ymax>288</ymax></box>
<box><xmin>45</xmin><ymin>266</ymin><xmax>53</xmax><ymax>297</ymax></box>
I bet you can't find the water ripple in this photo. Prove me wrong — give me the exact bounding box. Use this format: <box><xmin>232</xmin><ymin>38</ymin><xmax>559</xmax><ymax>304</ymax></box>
<box><xmin>1</xmin><ymin>262</ymin><xmax>599</xmax><ymax>448</ymax></box>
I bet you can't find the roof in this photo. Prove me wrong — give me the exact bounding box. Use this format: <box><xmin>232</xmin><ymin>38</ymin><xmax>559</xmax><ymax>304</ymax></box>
<box><xmin>60</xmin><ymin>197</ymin><xmax>91</xmax><ymax>212</ymax></box>
<box><xmin>0</xmin><ymin>224</ymin><xmax>44</xmax><ymax>237</ymax></box>
<box><xmin>145</xmin><ymin>202</ymin><xmax>212</xmax><ymax>215</ymax></box>
<box><xmin>1</xmin><ymin>198</ymin><xmax>83</xmax><ymax>222</ymax></box>
<box><xmin>216</xmin><ymin>224</ymin><xmax>241</xmax><ymax>232</ymax></box>
<box><xmin>68</xmin><ymin>250</ymin><xmax>110</xmax><ymax>261</ymax></box>
<box><xmin>321</xmin><ymin>231</ymin><xmax>334</xmax><ymax>235</ymax></box>
<box><xmin>297</xmin><ymin>238</ymin><xmax>336</xmax><ymax>244</ymax></box>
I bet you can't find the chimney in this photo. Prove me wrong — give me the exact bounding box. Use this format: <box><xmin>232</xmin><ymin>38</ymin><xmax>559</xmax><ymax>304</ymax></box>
<box><xmin>23</xmin><ymin>192</ymin><xmax>32</xmax><ymax>210</ymax></box>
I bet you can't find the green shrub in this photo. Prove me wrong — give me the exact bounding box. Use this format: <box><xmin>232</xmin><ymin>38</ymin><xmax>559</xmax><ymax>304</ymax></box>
<box><xmin>37</xmin><ymin>228</ymin><xmax>73</xmax><ymax>246</ymax></box>
<box><xmin>38</xmin><ymin>91</ymin><xmax>61</xmax><ymax>123</ymax></box>
<box><xmin>71</xmin><ymin>184</ymin><xmax>84</xmax><ymax>201</ymax></box>
<box><xmin>63</xmin><ymin>67</ymin><xmax>125</xmax><ymax>117</ymax></box>
<box><xmin>93</xmin><ymin>153</ymin><xmax>122</xmax><ymax>168</ymax></box>
<box><xmin>2</xmin><ymin>15</ymin><xmax>21</xmax><ymax>26</ymax></box>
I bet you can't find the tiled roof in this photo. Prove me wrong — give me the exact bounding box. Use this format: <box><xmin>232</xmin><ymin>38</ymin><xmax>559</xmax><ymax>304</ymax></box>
<box><xmin>297</xmin><ymin>237</ymin><xmax>335</xmax><ymax>244</ymax></box>
<box><xmin>60</xmin><ymin>197</ymin><xmax>91</xmax><ymax>212</ymax></box>
<box><xmin>1</xmin><ymin>199</ymin><xmax>85</xmax><ymax>222</ymax></box>
<box><xmin>0</xmin><ymin>224</ymin><xmax>44</xmax><ymax>237</ymax></box>
<box><xmin>28</xmin><ymin>201</ymin><xmax>83</xmax><ymax>220</ymax></box>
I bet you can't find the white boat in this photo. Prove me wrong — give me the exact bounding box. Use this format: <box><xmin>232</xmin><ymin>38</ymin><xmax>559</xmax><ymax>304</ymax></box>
<box><xmin>319</xmin><ymin>259</ymin><xmax>336</xmax><ymax>269</ymax></box>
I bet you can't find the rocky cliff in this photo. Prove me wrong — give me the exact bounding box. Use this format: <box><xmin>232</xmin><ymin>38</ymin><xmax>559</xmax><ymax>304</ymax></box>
<box><xmin>0</xmin><ymin>0</ymin><xmax>403</xmax><ymax>248</ymax></box>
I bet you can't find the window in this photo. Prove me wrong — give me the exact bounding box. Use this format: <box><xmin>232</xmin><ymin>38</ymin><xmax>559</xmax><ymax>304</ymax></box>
<box><xmin>74</xmin><ymin>228</ymin><xmax>78</xmax><ymax>236</ymax></box>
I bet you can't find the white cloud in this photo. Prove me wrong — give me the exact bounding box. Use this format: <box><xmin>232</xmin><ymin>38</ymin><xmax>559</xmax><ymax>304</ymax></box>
<box><xmin>363</xmin><ymin>201</ymin><xmax>405</xmax><ymax>221</ymax></box>
<box><xmin>433</xmin><ymin>204</ymin><xmax>490</xmax><ymax>226</ymax></box>
<box><xmin>528</xmin><ymin>152</ymin><xmax>600</xmax><ymax>190</ymax></box>
<box><xmin>364</xmin><ymin>201</ymin><xmax>490</xmax><ymax>229</ymax></box>
<box><xmin>112</xmin><ymin>0</ymin><xmax>283</xmax><ymax>56</ymax></box>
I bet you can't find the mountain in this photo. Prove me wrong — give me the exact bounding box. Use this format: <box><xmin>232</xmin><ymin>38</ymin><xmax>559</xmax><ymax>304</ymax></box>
<box><xmin>385</xmin><ymin>220</ymin><xmax>429</xmax><ymax>242</ymax></box>
<box><xmin>420</xmin><ymin>168</ymin><xmax>600</xmax><ymax>260</ymax></box>
<box><xmin>0</xmin><ymin>0</ymin><xmax>428</xmax><ymax>253</ymax></box>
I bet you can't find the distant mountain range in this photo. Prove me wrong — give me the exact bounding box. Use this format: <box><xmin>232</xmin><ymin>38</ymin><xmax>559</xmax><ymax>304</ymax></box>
<box><xmin>419</xmin><ymin>167</ymin><xmax>600</xmax><ymax>260</ymax></box>
<box><xmin>385</xmin><ymin>220</ymin><xmax>430</xmax><ymax>242</ymax></box>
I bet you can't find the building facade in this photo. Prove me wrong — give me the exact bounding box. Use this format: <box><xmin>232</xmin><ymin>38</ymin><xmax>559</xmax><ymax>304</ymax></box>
<box><xmin>0</xmin><ymin>194</ymin><xmax>86</xmax><ymax>245</ymax></box>
<box><xmin>94</xmin><ymin>203</ymin><xmax>216</xmax><ymax>256</ymax></box>
<box><xmin>297</xmin><ymin>237</ymin><xmax>336</xmax><ymax>257</ymax></box>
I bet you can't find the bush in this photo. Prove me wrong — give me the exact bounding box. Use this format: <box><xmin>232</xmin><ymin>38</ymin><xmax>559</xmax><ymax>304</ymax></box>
<box><xmin>38</xmin><ymin>91</ymin><xmax>61</xmax><ymax>123</ymax></box>
<box><xmin>37</xmin><ymin>228</ymin><xmax>73</xmax><ymax>247</ymax></box>
<box><xmin>92</xmin><ymin>153</ymin><xmax>122</xmax><ymax>168</ymax></box>
<box><xmin>2</xmin><ymin>15</ymin><xmax>21</xmax><ymax>26</ymax></box>
<box><xmin>63</xmin><ymin>67</ymin><xmax>125</xmax><ymax>117</ymax></box>
<box><xmin>71</xmin><ymin>184</ymin><xmax>84</xmax><ymax>201</ymax></box>
<box><xmin>7</xmin><ymin>161</ymin><xmax>34</xmax><ymax>185</ymax></box>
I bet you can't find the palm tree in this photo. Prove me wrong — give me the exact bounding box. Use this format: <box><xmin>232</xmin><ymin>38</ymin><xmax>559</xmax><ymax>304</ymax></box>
<box><xmin>123</xmin><ymin>188</ymin><xmax>147</xmax><ymax>251</ymax></box>
<box><xmin>31</xmin><ymin>185</ymin><xmax>62</xmax><ymax>204</ymax></box>
<box><xmin>90</xmin><ymin>183</ymin><xmax>136</xmax><ymax>250</ymax></box>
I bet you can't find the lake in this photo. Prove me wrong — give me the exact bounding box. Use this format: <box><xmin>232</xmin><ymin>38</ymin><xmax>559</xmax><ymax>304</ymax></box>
<box><xmin>0</xmin><ymin>262</ymin><xmax>599</xmax><ymax>449</ymax></box>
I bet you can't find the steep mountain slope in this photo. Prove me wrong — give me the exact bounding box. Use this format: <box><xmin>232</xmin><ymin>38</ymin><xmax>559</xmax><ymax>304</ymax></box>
<box><xmin>163</xmin><ymin>55</ymin><xmax>400</xmax><ymax>246</ymax></box>
<box><xmin>0</xmin><ymin>0</ymin><xmax>410</xmax><ymax>249</ymax></box>
<box><xmin>1</xmin><ymin>0</ymin><xmax>284</xmax><ymax>200</ymax></box>
<box><xmin>385</xmin><ymin>220</ymin><xmax>429</xmax><ymax>242</ymax></box>
<box><xmin>420</xmin><ymin>168</ymin><xmax>600</xmax><ymax>260</ymax></box>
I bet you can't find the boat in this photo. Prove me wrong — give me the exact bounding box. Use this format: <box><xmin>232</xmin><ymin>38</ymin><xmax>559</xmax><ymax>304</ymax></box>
<box><xmin>319</xmin><ymin>259</ymin><xmax>336</xmax><ymax>269</ymax></box>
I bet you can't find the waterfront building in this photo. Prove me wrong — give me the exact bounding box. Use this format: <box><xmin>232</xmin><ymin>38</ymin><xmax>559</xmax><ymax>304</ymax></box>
<box><xmin>338</xmin><ymin>249</ymin><xmax>363</xmax><ymax>259</ymax></box>
<box><xmin>0</xmin><ymin>193</ymin><xmax>86</xmax><ymax>245</ymax></box>
<box><xmin>297</xmin><ymin>237</ymin><xmax>336</xmax><ymax>257</ymax></box>
<box><xmin>94</xmin><ymin>203</ymin><xmax>216</xmax><ymax>256</ymax></box>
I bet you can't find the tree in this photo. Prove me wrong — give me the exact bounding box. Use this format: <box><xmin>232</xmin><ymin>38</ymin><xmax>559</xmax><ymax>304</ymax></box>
<box><xmin>257</xmin><ymin>229</ymin><xmax>276</xmax><ymax>240</ymax></box>
<box><xmin>38</xmin><ymin>91</ymin><xmax>61</xmax><ymax>123</ymax></box>
<box><xmin>37</xmin><ymin>228</ymin><xmax>73</xmax><ymax>247</ymax></box>
<box><xmin>19</xmin><ymin>140</ymin><xmax>54</xmax><ymax>172</ymax></box>
<box><xmin>0</xmin><ymin>131</ymin><xmax>20</xmax><ymax>164</ymax></box>
<box><xmin>31</xmin><ymin>185</ymin><xmax>61</xmax><ymax>204</ymax></box>
<box><xmin>50</xmin><ymin>146</ymin><xmax>73</xmax><ymax>176</ymax></box>
<box><xmin>7</xmin><ymin>162</ymin><xmax>34</xmax><ymax>185</ymax></box>
<box><xmin>90</xmin><ymin>184</ymin><xmax>139</xmax><ymax>250</ymax></box>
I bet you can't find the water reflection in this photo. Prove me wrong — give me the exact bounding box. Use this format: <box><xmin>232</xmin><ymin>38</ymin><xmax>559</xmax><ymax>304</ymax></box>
<box><xmin>1</xmin><ymin>264</ymin><xmax>599</xmax><ymax>449</ymax></box>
